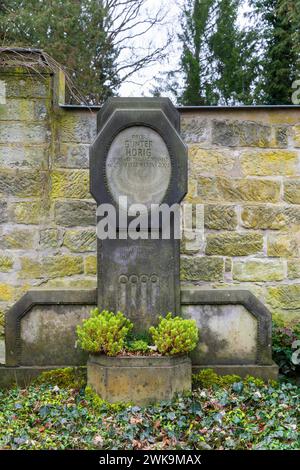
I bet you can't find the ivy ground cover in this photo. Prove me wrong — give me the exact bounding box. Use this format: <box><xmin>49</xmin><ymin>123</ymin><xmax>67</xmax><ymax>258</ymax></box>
<box><xmin>0</xmin><ymin>372</ymin><xmax>299</xmax><ymax>450</ymax></box>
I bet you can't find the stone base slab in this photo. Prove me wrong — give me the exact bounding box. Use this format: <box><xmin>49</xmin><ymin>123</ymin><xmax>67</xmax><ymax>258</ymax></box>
<box><xmin>0</xmin><ymin>362</ymin><xmax>278</xmax><ymax>389</ymax></box>
<box><xmin>192</xmin><ymin>363</ymin><xmax>279</xmax><ymax>381</ymax></box>
<box><xmin>0</xmin><ymin>365</ymin><xmax>79</xmax><ymax>389</ymax></box>
<box><xmin>88</xmin><ymin>354</ymin><xmax>192</xmax><ymax>406</ymax></box>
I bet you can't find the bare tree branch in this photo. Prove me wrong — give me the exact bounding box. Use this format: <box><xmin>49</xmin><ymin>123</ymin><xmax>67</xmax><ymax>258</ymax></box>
<box><xmin>103</xmin><ymin>0</ymin><xmax>172</xmax><ymax>92</ymax></box>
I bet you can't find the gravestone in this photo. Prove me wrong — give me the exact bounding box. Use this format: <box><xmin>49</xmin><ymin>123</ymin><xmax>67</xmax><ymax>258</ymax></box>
<box><xmin>1</xmin><ymin>95</ymin><xmax>278</xmax><ymax>388</ymax></box>
<box><xmin>90</xmin><ymin>98</ymin><xmax>188</xmax><ymax>330</ymax></box>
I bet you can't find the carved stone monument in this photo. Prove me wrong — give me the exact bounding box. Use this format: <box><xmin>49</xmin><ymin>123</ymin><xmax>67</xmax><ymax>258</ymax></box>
<box><xmin>89</xmin><ymin>98</ymin><xmax>188</xmax><ymax>330</ymax></box>
<box><xmin>0</xmin><ymin>95</ymin><xmax>278</xmax><ymax>388</ymax></box>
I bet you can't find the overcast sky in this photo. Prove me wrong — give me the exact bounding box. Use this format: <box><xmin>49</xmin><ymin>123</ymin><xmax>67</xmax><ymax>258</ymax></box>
<box><xmin>118</xmin><ymin>0</ymin><xmax>183</xmax><ymax>97</ymax></box>
<box><xmin>118</xmin><ymin>0</ymin><xmax>252</xmax><ymax>99</ymax></box>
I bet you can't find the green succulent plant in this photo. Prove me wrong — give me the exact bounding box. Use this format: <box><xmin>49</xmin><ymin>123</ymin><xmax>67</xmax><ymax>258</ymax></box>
<box><xmin>127</xmin><ymin>339</ymin><xmax>150</xmax><ymax>353</ymax></box>
<box><xmin>76</xmin><ymin>308</ymin><xmax>133</xmax><ymax>356</ymax></box>
<box><xmin>149</xmin><ymin>313</ymin><xmax>199</xmax><ymax>356</ymax></box>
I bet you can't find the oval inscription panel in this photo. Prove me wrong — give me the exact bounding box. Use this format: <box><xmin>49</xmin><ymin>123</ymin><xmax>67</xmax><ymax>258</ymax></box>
<box><xmin>106</xmin><ymin>126</ymin><xmax>171</xmax><ymax>210</ymax></box>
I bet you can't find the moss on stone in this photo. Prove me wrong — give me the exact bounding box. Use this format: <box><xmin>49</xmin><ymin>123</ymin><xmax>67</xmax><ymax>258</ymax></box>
<box><xmin>267</xmin><ymin>233</ymin><xmax>299</xmax><ymax>258</ymax></box>
<box><xmin>204</xmin><ymin>205</ymin><xmax>237</xmax><ymax>230</ymax></box>
<box><xmin>57</xmin><ymin>113</ymin><xmax>96</xmax><ymax>144</ymax></box>
<box><xmin>0</xmin><ymin>309</ymin><xmax>4</xmax><ymax>336</ymax></box>
<box><xmin>240</xmin><ymin>149</ymin><xmax>298</xmax><ymax>176</ymax></box>
<box><xmin>54</xmin><ymin>200</ymin><xmax>95</xmax><ymax>225</ymax></box>
<box><xmin>180</xmin><ymin>256</ymin><xmax>224</xmax><ymax>281</ymax></box>
<box><xmin>39</xmin><ymin>228</ymin><xmax>60</xmax><ymax>248</ymax></box>
<box><xmin>241</xmin><ymin>205</ymin><xmax>287</xmax><ymax>230</ymax></box>
<box><xmin>287</xmin><ymin>260</ymin><xmax>300</xmax><ymax>280</ymax></box>
<box><xmin>0</xmin><ymin>255</ymin><xmax>14</xmax><ymax>272</ymax></box>
<box><xmin>0</xmin><ymin>283</ymin><xmax>14</xmax><ymax>301</ymax></box>
<box><xmin>189</xmin><ymin>146</ymin><xmax>238</xmax><ymax>177</ymax></box>
<box><xmin>51</xmin><ymin>170</ymin><xmax>90</xmax><ymax>199</ymax></box>
<box><xmin>192</xmin><ymin>369</ymin><xmax>268</xmax><ymax>389</ymax></box>
<box><xmin>232</xmin><ymin>259</ymin><xmax>285</xmax><ymax>282</ymax></box>
<box><xmin>197</xmin><ymin>177</ymin><xmax>280</xmax><ymax>203</ymax></box>
<box><xmin>19</xmin><ymin>255</ymin><xmax>83</xmax><ymax>279</ymax></box>
<box><xmin>33</xmin><ymin>367</ymin><xmax>86</xmax><ymax>390</ymax></box>
<box><xmin>293</xmin><ymin>125</ymin><xmax>300</xmax><ymax>147</ymax></box>
<box><xmin>84</xmin><ymin>255</ymin><xmax>97</xmax><ymax>275</ymax></box>
<box><xmin>63</xmin><ymin>229</ymin><xmax>96</xmax><ymax>253</ymax></box>
<box><xmin>85</xmin><ymin>385</ymin><xmax>132</xmax><ymax>412</ymax></box>
<box><xmin>9</xmin><ymin>201</ymin><xmax>42</xmax><ymax>224</ymax></box>
<box><xmin>0</xmin><ymin>229</ymin><xmax>37</xmax><ymax>250</ymax></box>
<box><xmin>267</xmin><ymin>284</ymin><xmax>300</xmax><ymax>310</ymax></box>
<box><xmin>284</xmin><ymin>180</ymin><xmax>300</xmax><ymax>205</ymax></box>
<box><xmin>0</xmin><ymin>73</ymin><xmax>51</xmax><ymax>99</ymax></box>
<box><xmin>0</xmin><ymin>169</ymin><xmax>43</xmax><ymax>197</ymax></box>
<box><xmin>206</xmin><ymin>232</ymin><xmax>263</xmax><ymax>256</ymax></box>
<box><xmin>43</xmin><ymin>278</ymin><xmax>97</xmax><ymax>289</ymax></box>
<box><xmin>211</xmin><ymin>120</ymin><xmax>273</xmax><ymax>148</ymax></box>
<box><xmin>192</xmin><ymin>369</ymin><xmax>242</xmax><ymax>388</ymax></box>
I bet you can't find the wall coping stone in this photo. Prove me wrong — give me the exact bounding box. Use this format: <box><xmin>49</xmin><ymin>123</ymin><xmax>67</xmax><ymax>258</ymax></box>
<box><xmin>59</xmin><ymin>104</ymin><xmax>300</xmax><ymax>111</ymax></box>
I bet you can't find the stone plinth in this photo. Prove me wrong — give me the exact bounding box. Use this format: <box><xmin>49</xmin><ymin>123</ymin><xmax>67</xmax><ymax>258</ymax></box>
<box><xmin>87</xmin><ymin>354</ymin><xmax>192</xmax><ymax>406</ymax></box>
<box><xmin>5</xmin><ymin>289</ymin><xmax>96</xmax><ymax>367</ymax></box>
<box><xmin>181</xmin><ymin>288</ymin><xmax>278</xmax><ymax>380</ymax></box>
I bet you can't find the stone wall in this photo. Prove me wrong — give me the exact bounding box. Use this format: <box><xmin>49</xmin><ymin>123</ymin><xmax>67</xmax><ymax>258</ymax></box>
<box><xmin>0</xmin><ymin>61</ymin><xmax>299</xmax><ymax>338</ymax></box>
<box><xmin>181</xmin><ymin>109</ymin><xmax>300</xmax><ymax>325</ymax></box>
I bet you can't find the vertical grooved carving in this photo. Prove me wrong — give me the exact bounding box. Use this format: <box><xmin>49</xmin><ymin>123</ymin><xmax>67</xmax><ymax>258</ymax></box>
<box><xmin>119</xmin><ymin>275</ymin><xmax>128</xmax><ymax>312</ymax></box>
<box><xmin>118</xmin><ymin>274</ymin><xmax>160</xmax><ymax>320</ymax></box>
